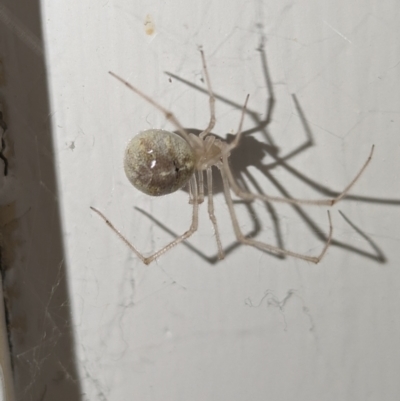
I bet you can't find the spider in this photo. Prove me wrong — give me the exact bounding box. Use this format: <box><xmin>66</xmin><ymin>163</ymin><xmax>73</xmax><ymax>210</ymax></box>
<box><xmin>90</xmin><ymin>48</ymin><xmax>374</xmax><ymax>265</ymax></box>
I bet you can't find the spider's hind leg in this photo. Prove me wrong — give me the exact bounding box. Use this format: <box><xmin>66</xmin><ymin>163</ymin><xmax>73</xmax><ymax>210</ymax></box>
<box><xmin>218</xmin><ymin>164</ymin><xmax>333</xmax><ymax>263</ymax></box>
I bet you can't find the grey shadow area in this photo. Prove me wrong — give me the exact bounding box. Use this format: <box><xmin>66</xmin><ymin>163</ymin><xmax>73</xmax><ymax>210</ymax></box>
<box><xmin>143</xmin><ymin>37</ymin><xmax>397</xmax><ymax>264</ymax></box>
<box><xmin>0</xmin><ymin>1</ymin><xmax>82</xmax><ymax>400</ymax></box>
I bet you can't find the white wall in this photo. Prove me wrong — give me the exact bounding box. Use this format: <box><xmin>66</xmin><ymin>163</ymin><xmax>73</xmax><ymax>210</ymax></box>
<box><xmin>3</xmin><ymin>0</ymin><xmax>400</xmax><ymax>400</ymax></box>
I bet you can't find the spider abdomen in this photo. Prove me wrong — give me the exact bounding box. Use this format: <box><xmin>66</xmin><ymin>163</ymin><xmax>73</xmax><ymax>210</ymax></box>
<box><xmin>124</xmin><ymin>129</ymin><xmax>195</xmax><ymax>196</ymax></box>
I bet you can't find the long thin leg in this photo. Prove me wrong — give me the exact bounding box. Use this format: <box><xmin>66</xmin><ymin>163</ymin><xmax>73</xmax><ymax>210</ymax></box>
<box><xmin>222</xmin><ymin>145</ymin><xmax>374</xmax><ymax>207</ymax></box>
<box><xmin>198</xmin><ymin>48</ymin><xmax>216</xmax><ymax>139</ymax></box>
<box><xmin>91</xmin><ymin>175</ymin><xmax>199</xmax><ymax>265</ymax></box>
<box><xmin>109</xmin><ymin>49</ymin><xmax>215</xmax><ymax>145</ymax></box>
<box><xmin>225</xmin><ymin>94</ymin><xmax>250</xmax><ymax>153</ymax></box>
<box><xmin>197</xmin><ymin>170</ymin><xmax>204</xmax><ymax>204</ymax></box>
<box><xmin>109</xmin><ymin>71</ymin><xmax>192</xmax><ymax>145</ymax></box>
<box><xmin>206</xmin><ymin>167</ymin><xmax>224</xmax><ymax>259</ymax></box>
<box><xmin>219</xmin><ymin>164</ymin><xmax>333</xmax><ymax>263</ymax></box>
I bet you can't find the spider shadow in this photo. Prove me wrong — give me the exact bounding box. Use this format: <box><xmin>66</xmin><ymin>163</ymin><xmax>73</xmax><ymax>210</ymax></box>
<box><xmin>137</xmin><ymin>34</ymin><xmax>396</xmax><ymax>264</ymax></box>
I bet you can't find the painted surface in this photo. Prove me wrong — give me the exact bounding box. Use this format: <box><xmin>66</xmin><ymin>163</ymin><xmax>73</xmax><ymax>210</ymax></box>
<box><xmin>3</xmin><ymin>0</ymin><xmax>399</xmax><ymax>399</ymax></box>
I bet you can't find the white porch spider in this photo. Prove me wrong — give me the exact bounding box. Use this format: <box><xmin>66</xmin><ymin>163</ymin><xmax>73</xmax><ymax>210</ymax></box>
<box><xmin>91</xmin><ymin>49</ymin><xmax>374</xmax><ymax>265</ymax></box>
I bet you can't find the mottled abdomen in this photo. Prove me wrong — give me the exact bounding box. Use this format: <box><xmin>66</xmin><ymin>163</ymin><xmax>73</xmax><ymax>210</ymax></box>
<box><xmin>124</xmin><ymin>129</ymin><xmax>196</xmax><ymax>196</ymax></box>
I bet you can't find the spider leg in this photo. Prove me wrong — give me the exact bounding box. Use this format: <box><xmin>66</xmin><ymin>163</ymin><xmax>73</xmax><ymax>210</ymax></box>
<box><xmin>206</xmin><ymin>167</ymin><xmax>224</xmax><ymax>259</ymax></box>
<box><xmin>225</xmin><ymin>94</ymin><xmax>250</xmax><ymax>153</ymax></box>
<box><xmin>91</xmin><ymin>175</ymin><xmax>199</xmax><ymax>265</ymax></box>
<box><xmin>108</xmin><ymin>71</ymin><xmax>192</xmax><ymax>145</ymax></box>
<box><xmin>222</xmin><ymin>145</ymin><xmax>374</xmax><ymax>207</ymax></box>
<box><xmin>198</xmin><ymin>48</ymin><xmax>216</xmax><ymax>139</ymax></box>
<box><xmin>197</xmin><ymin>170</ymin><xmax>205</xmax><ymax>204</ymax></box>
<box><xmin>219</xmin><ymin>164</ymin><xmax>333</xmax><ymax>263</ymax></box>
